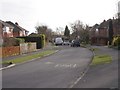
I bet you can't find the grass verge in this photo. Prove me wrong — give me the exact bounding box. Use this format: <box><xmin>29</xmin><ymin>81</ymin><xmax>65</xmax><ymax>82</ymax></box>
<box><xmin>2</xmin><ymin>50</ymin><xmax>56</xmax><ymax>64</ymax></box>
<box><xmin>91</xmin><ymin>55</ymin><xmax>112</xmax><ymax>66</ymax></box>
<box><xmin>89</xmin><ymin>48</ymin><xmax>99</xmax><ymax>51</ymax></box>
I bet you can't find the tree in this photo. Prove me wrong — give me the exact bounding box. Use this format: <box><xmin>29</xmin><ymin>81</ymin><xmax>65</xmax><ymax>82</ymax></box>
<box><xmin>35</xmin><ymin>25</ymin><xmax>52</xmax><ymax>42</ymax></box>
<box><xmin>35</xmin><ymin>25</ymin><xmax>47</xmax><ymax>35</ymax></box>
<box><xmin>64</xmin><ymin>25</ymin><xmax>70</xmax><ymax>38</ymax></box>
<box><xmin>71</xmin><ymin>20</ymin><xmax>90</xmax><ymax>44</ymax></box>
<box><xmin>56</xmin><ymin>27</ymin><xmax>64</xmax><ymax>35</ymax></box>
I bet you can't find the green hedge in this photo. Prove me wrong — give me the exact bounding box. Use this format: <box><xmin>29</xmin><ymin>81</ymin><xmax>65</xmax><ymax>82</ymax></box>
<box><xmin>39</xmin><ymin>34</ymin><xmax>45</xmax><ymax>48</ymax></box>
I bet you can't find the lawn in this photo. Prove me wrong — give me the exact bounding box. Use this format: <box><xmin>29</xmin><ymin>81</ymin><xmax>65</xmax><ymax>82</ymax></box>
<box><xmin>91</xmin><ymin>55</ymin><xmax>112</xmax><ymax>66</ymax></box>
<box><xmin>2</xmin><ymin>50</ymin><xmax>56</xmax><ymax>64</ymax></box>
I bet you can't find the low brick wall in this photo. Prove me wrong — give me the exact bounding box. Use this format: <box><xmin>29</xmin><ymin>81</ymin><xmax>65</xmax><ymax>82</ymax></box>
<box><xmin>0</xmin><ymin>42</ymin><xmax>37</xmax><ymax>58</ymax></box>
<box><xmin>1</xmin><ymin>46</ymin><xmax>20</xmax><ymax>58</ymax></box>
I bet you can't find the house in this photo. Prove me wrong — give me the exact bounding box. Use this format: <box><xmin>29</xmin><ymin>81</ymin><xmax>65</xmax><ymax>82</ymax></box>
<box><xmin>113</xmin><ymin>18</ymin><xmax>120</xmax><ymax>36</ymax></box>
<box><xmin>89</xmin><ymin>24</ymin><xmax>100</xmax><ymax>45</ymax></box>
<box><xmin>6</xmin><ymin>21</ymin><xmax>29</xmax><ymax>37</ymax></box>
<box><xmin>90</xmin><ymin>18</ymin><xmax>120</xmax><ymax>45</ymax></box>
<box><xmin>0</xmin><ymin>20</ymin><xmax>14</xmax><ymax>38</ymax></box>
<box><xmin>97</xmin><ymin>20</ymin><xmax>110</xmax><ymax>45</ymax></box>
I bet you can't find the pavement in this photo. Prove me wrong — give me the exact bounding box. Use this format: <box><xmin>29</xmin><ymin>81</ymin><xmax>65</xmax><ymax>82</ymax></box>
<box><xmin>2</xmin><ymin>43</ymin><xmax>57</xmax><ymax>62</ymax></box>
<box><xmin>2</xmin><ymin>46</ymin><xmax>93</xmax><ymax>88</ymax></box>
<box><xmin>73</xmin><ymin>46</ymin><xmax>119</xmax><ymax>88</ymax></box>
<box><xmin>1</xmin><ymin>43</ymin><xmax>61</xmax><ymax>68</ymax></box>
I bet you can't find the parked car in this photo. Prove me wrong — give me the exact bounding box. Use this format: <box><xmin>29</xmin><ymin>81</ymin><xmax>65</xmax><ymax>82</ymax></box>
<box><xmin>71</xmin><ymin>40</ymin><xmax>80</xmax><ymax>47</ymax></box>
<box><xmin>55</xmin><ymin>37</ymin><xmax>63</xmax><ymax>46</ymax></box>
<box><xmin>63</xmin><ymin>40</ymin><xmax>70</xmax><ymax>45</ymax></box>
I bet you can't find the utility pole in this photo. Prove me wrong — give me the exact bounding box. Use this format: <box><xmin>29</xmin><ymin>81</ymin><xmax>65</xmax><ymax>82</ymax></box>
<box><xmin>108</xmin><ymin>19</ymin><xmax>113</xmax><ymax>45</ymax></box>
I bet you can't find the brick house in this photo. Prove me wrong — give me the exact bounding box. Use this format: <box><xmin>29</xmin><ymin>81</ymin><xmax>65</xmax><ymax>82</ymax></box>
<box><xmin>89</xmin><ymin>24</ymin><xmax>100</xmax><ymax>45</ymax></box>
<box><xmin>6</xmin><ymin>21</ymin><xmax>29</xmax><ymax>37</ymax></box>
<box><xmin>90</xmin><ymin>18</ymin><xmax>120</xmax><ymax>45</ymax></box>
<box><xmin>0</xmin><ymin>20</ymin><xmax>29</xmax><ymax>38</ymax></box>
<box><xmin>0</xmin><ymin>20</ymin><xmax>14</xmax><ymax>38</ymax></box>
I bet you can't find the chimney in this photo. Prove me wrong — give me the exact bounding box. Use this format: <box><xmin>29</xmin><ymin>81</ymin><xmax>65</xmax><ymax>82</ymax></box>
<box><xmin>15</xmin><ymin>22</ymin><xmax>19</xmax><ymax>25</ymax></box>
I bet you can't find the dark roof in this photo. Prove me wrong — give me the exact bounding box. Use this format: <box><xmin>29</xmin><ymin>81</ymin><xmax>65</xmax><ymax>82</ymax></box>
<box><xmin>98</xmin><ymin>19</ymin><xmax>110</xmax><ymax>29</ymax></box>
<box><xmin>0</xmin><ymin>20</ymin><xmax>14</xmax><ymax>28</ymax></box>
<box><xmin>6</xmin><ymin>21</ymin><xmax>28</xmax><ymax>32</ymax></box>
<box><xmin>90</xmin><ymin>24</ymin><xmax>99</xmax><ymax>31</ymax></box>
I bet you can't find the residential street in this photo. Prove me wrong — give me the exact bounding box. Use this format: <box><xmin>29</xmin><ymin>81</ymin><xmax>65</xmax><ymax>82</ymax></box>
<box><xmin>2</xmin><ymin>46</ymin><xmax>93</xmax><ymax>88</ymax></box>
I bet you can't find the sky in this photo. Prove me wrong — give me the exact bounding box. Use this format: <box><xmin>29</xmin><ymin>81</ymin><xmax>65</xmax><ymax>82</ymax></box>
<box><xmin>0</xmin><ymin>0</ymin><xmax>119</xmax><ymax>34</ymax></box>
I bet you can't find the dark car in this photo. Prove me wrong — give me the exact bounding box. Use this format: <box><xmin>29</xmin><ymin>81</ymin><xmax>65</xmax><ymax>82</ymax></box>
<box><xmin>71</xmin><ymin>40</ymin><xmax>80</xmax><ymax>47</ymax></box>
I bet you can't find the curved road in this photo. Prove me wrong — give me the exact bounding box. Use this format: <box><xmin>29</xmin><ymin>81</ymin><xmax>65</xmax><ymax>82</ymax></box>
<box><xmin>2</xmin><ymin>46</ymin><xmax>93</xmax><ymax>88</ymax></box>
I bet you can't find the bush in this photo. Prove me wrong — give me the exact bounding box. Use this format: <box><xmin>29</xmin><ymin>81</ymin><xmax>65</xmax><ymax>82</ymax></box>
<box><xmin>2</xmin><ymin>37</ymin><xmax>25</xmax><ymax>47</ymax></box>
<box><xmin>112</xmin><ymin>36</ymin><xmax>120</xmax><ymax>46</ymax></box>
<box><xmin>39</xmin><ymin>34</ymin><xmax>45</xmax><ymax>48</ymax></box>
<box><xmin>15</xmin><ymin>38</ymin><xmax>25</xmax><ymax>46</ymax></box>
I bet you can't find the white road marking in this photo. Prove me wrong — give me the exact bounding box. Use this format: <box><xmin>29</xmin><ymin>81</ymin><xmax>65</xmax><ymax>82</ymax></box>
<box><xmin>45</xmin><ymin>62</ymin><xmax>54</xmax><ymax>64</ymax></box>
<box><xmin>69</xmin><ymin>66</ymin><xmax>89</xmax><ymax>88</ymax></box>
<box><xmin>54</xmin><ymin>64</ymin><xmax>77</xmax><ymax>68</ymax></box>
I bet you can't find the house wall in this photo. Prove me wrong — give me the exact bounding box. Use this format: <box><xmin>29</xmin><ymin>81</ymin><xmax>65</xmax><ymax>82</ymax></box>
<box><xmin>2</xmin><ymin>26</ymin><xmax>13</xmax><ymax>37</ymax></box>
<box><xmin>98</xmin><ymin>28</ymin><xmax>108</xmax><ymax>37</ymax></box>
<box><xmin>113</xmin><ymin>25</ymin><xmax>120</xmax><ymax>36</ymax></box>
<box><xmin>13</xmin><ymin>32</ymin><xmax>19</xmax><ymax>37</ymax></box>
<box><xmin>98</xmin><ymin>38</ymin><xmax>108</xmax><ymax>45</ymax></box>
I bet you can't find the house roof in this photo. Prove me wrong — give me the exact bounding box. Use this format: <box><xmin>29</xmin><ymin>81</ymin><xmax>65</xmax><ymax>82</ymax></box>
<box><xmin>6</xmin><ymin>21</ymin><xmax>29</xmax><ymax>32</ymax></box>
<box><xmin>98</xmin><ymin>19</ymin><xmax>111</xmax><ymax>29</ymax></box>
<box><xmin>90</xmin><ymin>24</ymin><xmax>99</xmax><ymax>31</ymax></box>
<box><xmin>0</xmin><ymin>20</ymin><xmax>14</xmax><ymax>28</ymax></box>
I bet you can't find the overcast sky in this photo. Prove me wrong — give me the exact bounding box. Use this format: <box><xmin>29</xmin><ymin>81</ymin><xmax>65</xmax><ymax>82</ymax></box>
<box><xmin>0</xmin><ymin>0</ymin><xmax>119</xmax><ymax>34</ymax></box>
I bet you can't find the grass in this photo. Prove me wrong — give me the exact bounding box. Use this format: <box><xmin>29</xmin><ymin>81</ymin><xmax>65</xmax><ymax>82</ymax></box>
<box><xmin>89</xmin><ymin>48</ymin><xmax>99</xmax><ymax>51</ymax></box>
<box><xmin>2</xmin><ymin>50</ymin><xmax>56</xmax><ymax>64</ymax></box>
<box><xmin>91</xmin><ymin>55</ymin><xmax>112</xmax><ymax>66</ymax></box>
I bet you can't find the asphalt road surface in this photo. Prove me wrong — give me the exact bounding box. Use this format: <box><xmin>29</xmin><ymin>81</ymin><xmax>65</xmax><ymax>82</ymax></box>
<box><xmin>2</xmin><ymin>46</ymin><xmax>93</xmax><ymax>88</ymax></box>
<box><xmin>73</xmin><ymin>46</ymin><xmax>119</xmax><ymax>88</ymax></box>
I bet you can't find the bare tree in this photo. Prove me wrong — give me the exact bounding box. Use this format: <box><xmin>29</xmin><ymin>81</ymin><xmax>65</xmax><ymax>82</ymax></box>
<box><xmin>35</xmin><ymin>25</ymin><xmax>53</xmax><ymax>42</ymax></box>
<box><xmin>71</xmin><ymin>20</ymin><xmax>90</xmax><ymax>44</ymax></box>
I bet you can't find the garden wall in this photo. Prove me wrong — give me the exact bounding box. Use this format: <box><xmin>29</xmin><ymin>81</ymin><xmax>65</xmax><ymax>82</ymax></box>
<box><xmin>0</xmin><ymin>42</ymin><xmax>36</xmax><ymax>58</ymax></box>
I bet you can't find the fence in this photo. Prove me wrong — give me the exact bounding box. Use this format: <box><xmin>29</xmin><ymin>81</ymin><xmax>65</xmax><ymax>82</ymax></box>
<box><xmin>0</xmin><ymin>42</ymin><xmax>36</xmax><ymax>58</ymax></box>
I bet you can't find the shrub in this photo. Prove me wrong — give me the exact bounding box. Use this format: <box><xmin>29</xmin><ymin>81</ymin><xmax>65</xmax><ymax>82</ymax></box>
<box><xmin>15</xmin><ymin>38</ymin><xmax>25</xmax><ymax>46</ymax></box>
<box><xmin>112</xmin><ymin>36</ymin><xmax>120</xmax><ymax>46</ymax></box>
<box><xmin>39</xmin><ymin>34</ymin><xmax>45</xmax><ymax>48</ymax></box>
<box><xmin>2</xmin><ymin>37</ymin><xmax>25</xmax><ymax>47</ymax></box>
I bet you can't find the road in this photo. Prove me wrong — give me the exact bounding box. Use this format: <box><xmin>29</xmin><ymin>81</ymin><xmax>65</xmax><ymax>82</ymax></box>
<box><xmin>2</xmin><ymin>46</ymin><xmax>93</xmax><ymax>88</ymax></box>
<box><xmin>73</xmin><ymin>46</ymin><xmax>119</xmax><ymax>88</ymax></box>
